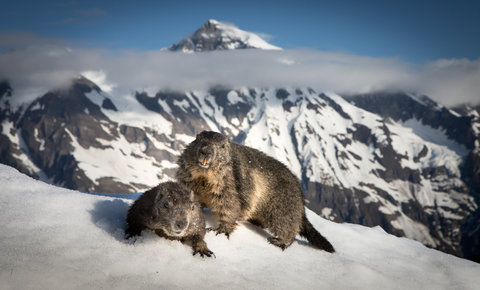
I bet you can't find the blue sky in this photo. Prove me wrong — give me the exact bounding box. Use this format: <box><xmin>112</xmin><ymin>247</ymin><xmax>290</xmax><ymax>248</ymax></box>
<box><xmin>1</xmin><ymin>0</ymin><xmax>479</xmax><ymax>63</ymax></box>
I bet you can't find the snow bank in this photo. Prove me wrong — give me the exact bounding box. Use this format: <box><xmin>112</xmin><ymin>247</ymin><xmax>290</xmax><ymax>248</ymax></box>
<box><xmin>0</xmin><ymin>164</ymin><xmax>479</xmax><ymax>290</ymax></box>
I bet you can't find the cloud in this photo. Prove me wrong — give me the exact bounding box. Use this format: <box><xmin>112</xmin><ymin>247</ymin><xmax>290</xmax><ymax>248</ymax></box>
<box><xmin>0</xmin><ymin>40</ymin><xmax>478</xmax><ymax>107</ymax></box>
<box><xmin>81</xmin><ymin>70</ymin><xmax>116</xmax><ymax>93</ymax></box>
<box><xmin>98</xmin><ymin>49</ymin><xmax>417</xmax><ymax>95</ymax></box>
<box><xmin>416</xmin><ymin>58</ymin><xmax>480</xmax><ymax>106</ymax></box>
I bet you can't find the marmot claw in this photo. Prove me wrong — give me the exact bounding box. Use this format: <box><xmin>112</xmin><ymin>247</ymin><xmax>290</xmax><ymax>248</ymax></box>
<box><xmin>193</xmin><ymin>249</ymin><xmax>216</xmax><ymax>258</ymax></box>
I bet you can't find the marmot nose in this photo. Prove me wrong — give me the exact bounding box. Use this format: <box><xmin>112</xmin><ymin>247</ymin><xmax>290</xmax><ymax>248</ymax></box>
<box><xmin>175</xmin><ymin>220</ymin><xmax>187</xmax><ymax>230</ymax></box>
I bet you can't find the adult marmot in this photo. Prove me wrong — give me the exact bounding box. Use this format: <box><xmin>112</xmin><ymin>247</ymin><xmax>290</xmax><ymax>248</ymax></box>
<box><xmin>125</xmin><ymin>181</ymin><xmax>214</xmax><ymax>257</ymax></box>
<box><xmin>176</xmin><ymin>131</ymin><xmax>334</xmax><ymax>252</ymax></box>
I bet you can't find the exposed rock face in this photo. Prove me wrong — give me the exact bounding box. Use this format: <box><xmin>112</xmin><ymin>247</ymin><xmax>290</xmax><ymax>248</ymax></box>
<box><xmin>0</xmin><ymin>82</ymin><xmax>34</xmax><ymax>177</ymax></box>
<box><xmin>8</xmin><ymin>78</ymin><xmax>123</xmax><ymax>191</ymax></box>
<box><xmin>135</xmin><ymin>91</ymin><xmax>210</xmax><ymax>136</ymax></box>
<box><xmin>344</xmin><ymin>92</ymin><xmax>476</xmax><ymax>149</ymax></box>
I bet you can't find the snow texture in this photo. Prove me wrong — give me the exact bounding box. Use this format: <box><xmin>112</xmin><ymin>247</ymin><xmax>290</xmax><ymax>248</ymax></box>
<box><xmin>1</xmin><ymin>164</ymin><xmax>479</xmax><ymax>290</ymax></box>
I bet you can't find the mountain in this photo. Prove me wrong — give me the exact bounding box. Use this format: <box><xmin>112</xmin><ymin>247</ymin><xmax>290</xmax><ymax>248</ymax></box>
<box><xmin>1</xmin><ymin>20</ymin><xmax>479</xmax><ymax>263</ymax></box>
<box><xmin>343</xmin><ymin>92</ymin><xmax>480</xmax><ymax>261</ymax></box>
<box><xmin>0</xmin><ymin>77</ymin><xmax>182</xmax><ymax>193</ymax></box>
<box><xmin>168</xmin><ymin>19</ymin><xmax>282</xmax><ymax>52</ymax></box>
<box><xmin>2</xmin><ymin>163</ymin><xmax>480</xmax><ymax>290</ymax></box>
<box><xmin>344</xmin><ymin>92</ymin><xmax>480</xmax><ymax>203</ymax></box>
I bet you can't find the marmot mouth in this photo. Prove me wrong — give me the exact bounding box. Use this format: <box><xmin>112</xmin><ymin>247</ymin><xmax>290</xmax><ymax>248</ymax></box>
<box><xmin>198</xmin><ymin>158</ymin><xmax>210</xmax><ymax>169</ymax></box>
<box><xmin>171</xmin><ymin>229</ymin><xmax>186</xmax><ymax>236</ymax></box>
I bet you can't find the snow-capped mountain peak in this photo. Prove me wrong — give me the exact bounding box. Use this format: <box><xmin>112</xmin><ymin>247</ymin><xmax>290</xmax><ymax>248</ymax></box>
<box><xmin>168</xmin><ymin>19</ymin><xmax>282</xmax><ymax>52</ymax></box>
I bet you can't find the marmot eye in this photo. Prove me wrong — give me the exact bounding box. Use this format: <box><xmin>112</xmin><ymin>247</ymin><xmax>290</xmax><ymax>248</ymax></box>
<box><xmin>164</xmin><ymin>203</ymin><xmax>169</xmax><ymax>209</ymax></box>
<box><xmin>221</xmin><ymin>144</ymin><xmax>226</xmax><ymax>149</ymax></box>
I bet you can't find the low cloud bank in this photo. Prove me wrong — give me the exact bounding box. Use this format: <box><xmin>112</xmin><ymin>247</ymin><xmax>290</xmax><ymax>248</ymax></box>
<box><xmin>1</xmin><ymin>40</ymin><xmax>479</xmax><ymax>107</ymax></box>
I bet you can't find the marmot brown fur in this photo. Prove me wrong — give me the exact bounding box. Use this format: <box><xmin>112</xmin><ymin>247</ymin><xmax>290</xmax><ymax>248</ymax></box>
<box><xmin>125</xmin><ymin>181</ymin><xmax>214</xmax><ymax>257</ymax></box>
<box><xmin>176</xmin><ymin>131</ymin><xmax>334</xmax><ymax>252</ymax></box>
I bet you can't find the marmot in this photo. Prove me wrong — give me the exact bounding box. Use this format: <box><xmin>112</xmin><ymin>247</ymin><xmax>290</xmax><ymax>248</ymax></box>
<box><xmin>125</xmin><ymin>181</ymin><xmax>214</xmax><ymax>257</ymax></box>
<box><xmin>176</xmin><ymin>131</ymin><xmax>334</xmax><ymax>252</ymax></box>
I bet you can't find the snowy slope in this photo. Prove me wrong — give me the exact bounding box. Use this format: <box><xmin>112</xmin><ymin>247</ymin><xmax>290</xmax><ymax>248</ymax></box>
<box><xmin>1</xmin><ymin>163</ymin><xmax>479</xmax><ymax>290</ymax></box>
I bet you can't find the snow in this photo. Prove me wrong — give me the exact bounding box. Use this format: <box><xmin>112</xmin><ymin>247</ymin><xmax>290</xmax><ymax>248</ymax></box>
<box><xmin>241</xmin><ymin>88</ymin><xmax>303</xmax><ymax>178</ymax></box>
<box><xmin>64</xmin><ymin>128</ymin><xmax>171</xmax><ymax>191</ymax></box>
<box><xmin>173</xmin><ymin>99</ymin><xmax>190</xmax><ymax>112</ymax></box>
<box><xmin>400</xmin><ymin>118</ymin><xmax>469</xmax><ymax>157</ymax></box>
<box><xmin>157</xmin><ymin>98</ymin><xmax>172</xmax><ymax>114</ymax></box>
<box><xmin>4</xmin><ymin>127</ymin><xmax>50</xmax><ymax>181</ymax></box>
<box><xmin>205</xmin><ymin>19</ymin><xmax>282</xmax><ymax>51</ymax></box>
<box><xmin>293</xmin><ymin>92</ymin><xmax>389</xmax><ymax>190</ymax></box>
<box><xmin>33</xmin><ymin>128</ymin><xmax>45</xmax><ymax>151</ymax></box>
<box><xmin>84</xmin><ymin>90</ymin><xmax>104</xmax><ymax>108</ymax></box>
<box><xmin>174</xmin><ymin>133</ymin><xmax>195</xmax><ymax>144</ymax></box>
<box><xmin>388</xmin><ymin>118</ymin><xmax>467</xmax><ymax>179</ymax></box>
<box><xmin>28</xmin><ymin>102</ymin><xmax>43</xmax><ymax>111</ymax></box>
<box><xmin>1</xmin><ymin>120</ymin><xmax>14</xmax><ymax>139</ymax></box>
<box><xmin>226</xmin><ymin>90</ymin><xmax>242</xmax><ymax>105</ymax></box>
<box><xmin>85</xmin><ymin>91</ymin><xmax>173</xmax><ymax>136</ymax></box>
<box><xmin>390</xmin><ymin>214</ymin><xmax>438</xmax><ymax>247</ymax></box>
<box><xmin>1</xmin><ymin>163</ymin><xmax>479</xmax><ymax>290</ymax></box>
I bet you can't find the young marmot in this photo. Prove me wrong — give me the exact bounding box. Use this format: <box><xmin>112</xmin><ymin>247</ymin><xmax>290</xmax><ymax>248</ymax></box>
<box><xmin>125</xmin><ymin>181</ymin><xmax>214</xmax><ymax>257</ymax></box>
<box><xmin>176</xmin><ymin>131</ymin><xmax>334</xmax><ymax>252</ymax></box>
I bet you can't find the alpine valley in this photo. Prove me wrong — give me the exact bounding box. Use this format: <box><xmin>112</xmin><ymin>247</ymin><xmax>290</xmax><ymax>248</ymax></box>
<box><xmin>1</xmin><ymin>20</ymin><xmax>479</xmax><ymax>262</ymax></box>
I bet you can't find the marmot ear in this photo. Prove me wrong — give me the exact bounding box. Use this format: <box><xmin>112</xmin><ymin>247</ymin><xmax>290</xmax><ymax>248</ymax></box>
<box><xmin>154</xmin><ymin>190</ymin><xmax>164</xmax><ymax>204</ymax></box>
<box><xmin>196</xmin><ymin>131</ymin><xmax>205</xmax><ymax>139</ymax></box>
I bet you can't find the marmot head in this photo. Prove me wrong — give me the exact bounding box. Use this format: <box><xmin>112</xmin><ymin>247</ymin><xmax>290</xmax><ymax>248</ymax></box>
<box><xmin>149</xmin><ymin>182</ymin><xmax>197</xmax><ymax>237</ymax></box>
<box><xmin>189</xmin><ymin>131</ymin><xmax>231</xmax><ymax>171</ymax></box>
